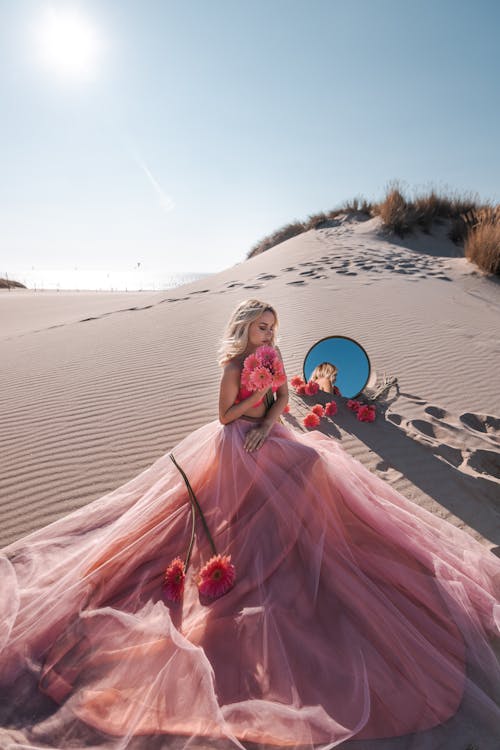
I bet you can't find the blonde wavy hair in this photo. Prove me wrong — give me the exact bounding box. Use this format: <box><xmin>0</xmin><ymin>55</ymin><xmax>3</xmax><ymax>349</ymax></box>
<box><xmin>217</xmin><ymin>299</ymin><xmax>279</xmax><ymax>367</ymax></box>
<box><xmin>311</xmin><ymin>362</ymin><xmax>338</xmax><ymax>383</ymax></box>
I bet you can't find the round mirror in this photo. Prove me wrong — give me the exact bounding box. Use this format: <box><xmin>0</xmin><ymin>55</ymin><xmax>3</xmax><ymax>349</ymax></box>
<box><xmin>302</xmin><ymin>336</ymin><xmax>371</xmax><ymax>399</ymax></box>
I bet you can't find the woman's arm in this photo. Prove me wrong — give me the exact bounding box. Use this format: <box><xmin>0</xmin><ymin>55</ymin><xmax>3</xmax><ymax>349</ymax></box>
<box><xmin>262</xmin><ymin>345</ymin><xmax>289</xmax><ymax>430</ymax></box>
<box><xmin>219</xmin><ymin>364</ymin><xmax>268</xmax><ymax>425</ymax></box>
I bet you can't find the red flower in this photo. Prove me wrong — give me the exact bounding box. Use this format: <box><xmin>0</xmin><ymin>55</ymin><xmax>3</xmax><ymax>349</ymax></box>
<box><xmin>312</xmin><ymin>404</ymin><xmax>325</xmax><ymax>418</ymax></box>
<box><xmin>357</xmin><ymin>404</ymin><xmax>376</xmax><ymax>422</ymax></box>
<box><xmin>347</xmin><ymin>399</ymin><xmax>361</xmax><ymax>412</ymax></box>
<box><xmin>290</xmin><ymin>375</ymin><xmax>306</xmax><ymax>389</ymax></box>
<box><xmin>305</xmin><ymin>380</ymin><xmax>320</xmax><ymax>396</ymax></box>
<box><xmin>296</xmin><ymin>384</ymin><xmax>307</xmax><ymax>395</ymax></box>
<box><xmin>303</xmin><ymin>412</ymin><xmax>320</xmax><ymax>429</ymax></box>
<box><xmin>198</xmin><ymin>554</ymin><xmax>236</xmax><ymax>599</ymax></box>
<box><xmin>325</xmin><ymin>401</ymin><xmax>337</xmax><ymax>417</ymax></box>
<box><xmin>283</xmin><ymin>403</ymin><xmax>291</xmax><ymax>413</ymax></box>
<box><xmin>163</xmin><ymin>557</ymin><xmax>185</xmax><ymax>602</ymax></box>
<box><xmin>333</xmin><ymin>386</ymin><xmax>341</xmax><ymax>396</ymax></box>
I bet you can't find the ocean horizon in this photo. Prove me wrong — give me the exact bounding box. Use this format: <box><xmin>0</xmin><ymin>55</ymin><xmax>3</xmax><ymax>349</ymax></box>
<box><xmin>2</xmin><ymin>267</ymin><xmax>211</xmax><ymax>292</ymax></box>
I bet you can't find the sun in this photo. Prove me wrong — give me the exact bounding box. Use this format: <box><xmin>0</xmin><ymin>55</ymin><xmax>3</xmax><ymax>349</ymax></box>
<box><xmin>34</xmin><ymin>6</ymin><xmax>103</xmax><ymax>81</ymax></box>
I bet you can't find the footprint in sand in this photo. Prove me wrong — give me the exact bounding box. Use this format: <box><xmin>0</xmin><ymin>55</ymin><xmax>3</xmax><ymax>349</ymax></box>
<box><xmin>281</xmin><ymin>267</ymin><xmax>297</xmax><ymax>272</ymax></box>
<box><xmin>227</xmin><ymin>282</ymin><xmax>244</xmax><ymax>288</ymax></box>
<box><xmin>425</xmin><ymin>405</ymin><xmax>448</xmax><ymax>420</ymax></box>
<box><xmin>287</xmin><ymin>280</ymin><xmax>306</xmax><ymax>286</ymax></box>
<box><xmin>386</xmin><ymin>412</ymin><xmax>402</xmax><ymax>426</ymax></box>
<box><xmin>460</xmin><ymin>412</ymin><xmax>500</xmax><ymax>441</ymax></box>
<box><xmin>189</xmin><ymin>289</ymin><xmax>210</xmax><ymax>294</ymax></box>
<box><xmin>243</xmin><ymin>284</ymin><xmax>263</xmax><ymax>289</ymax></box>
<box><xmin>466</xmin><ymin>449</ymin><xmax>500</xmax><ymax>479</ymax></box>
<box><xmin>256</xmin><ymin>274</ymin><xmax>276</xmax><ymax>280</ymax></box>
<box><xmin>434</xmin><ymin>444</ymin><xmax>463</xmax><ymax>468</ymax></box>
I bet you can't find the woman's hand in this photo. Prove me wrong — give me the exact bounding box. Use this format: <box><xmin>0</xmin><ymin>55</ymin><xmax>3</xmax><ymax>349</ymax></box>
<box><xmin>248</xmin><ymin>386</ymin><xmax>269</xmax><ymax>404</ymax></box>
<box><xmin>244</xmin><ymin>423</ymin><xmax>272</xmax><ymax>452</ymax></box>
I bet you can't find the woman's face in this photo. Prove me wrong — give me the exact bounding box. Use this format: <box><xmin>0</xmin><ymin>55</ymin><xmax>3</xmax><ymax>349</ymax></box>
<box><xmin>247</xmin><ymin>311</ymin><xmax>276</xmax><ymax>350</ymax></box>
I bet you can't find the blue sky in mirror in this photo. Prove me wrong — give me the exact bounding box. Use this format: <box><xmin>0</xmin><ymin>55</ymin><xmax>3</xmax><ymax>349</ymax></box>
<box><xmin>303</xmin><ymin>337</ymin><xmax>370</xmax><ymax>399</ymax></box>
<box><xmin>1</xmin><ymin>0</ymin><xmax>499</xmax><ymax>289</ymax></box>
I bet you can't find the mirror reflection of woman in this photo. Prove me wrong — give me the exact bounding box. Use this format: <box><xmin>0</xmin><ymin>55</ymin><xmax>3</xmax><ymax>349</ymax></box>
<box><xmin>310</xmin><ymin>361</ymin><xmax>339</xmax><ymax>394</ymax></box>
<box><xmin>1</xmin><ymin>298</ymin><xmax>500</xmax><ymax>748</ymax></box>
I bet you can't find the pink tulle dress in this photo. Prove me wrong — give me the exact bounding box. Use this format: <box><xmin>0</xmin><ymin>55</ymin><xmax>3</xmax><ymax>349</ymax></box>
<box><xmin>1</xmin><ymin>376</ymin><xmax>499</xmax><ymax>750</ymax></box>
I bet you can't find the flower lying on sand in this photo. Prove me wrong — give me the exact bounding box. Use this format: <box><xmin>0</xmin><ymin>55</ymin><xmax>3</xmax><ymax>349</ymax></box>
<box><xmin>312</xmin><ymin>404</ymin><xmax>325</xmax><ymax>418</ymax></box>
<box><xmin>304</xmin><ymin>380</ymin><xmax>320</xmax><ymax>396</ymax></box>
<box><xmin>347</xmin><ymin>399</ymin><xmax>376</xmax><ymax>422</ymax></box>
<box><xmin>303</xmin><ymin>412</ymin><xmax>321</xmax><ymax>429</ymax></box>
<box><xmin>198</xmin><ymin>554</ymin><xmax>236</xmax><ymax>599</ymax></box>
<box><xmin>291</xmin><ymin>376</ymin><xmax>376</xmax><ymax>426</ymax></box>
<box><xmin>290</xmin><ymin>375</ymin><xmax>306</xmax><ymax>389</ymax></box>
<box><xmin>325</xmin><ymin>401</ymin><xmax>337</xmax><ymax>417</ymax></box>
<box><xmin>163</xmin><ymin>557</ymin><xmax>186</xmax><ymax>602</ymax></box>
<box><xmin>357</xmin><ymin>404</ymin><xmax>376</xmax><ymax>422</ymax></box>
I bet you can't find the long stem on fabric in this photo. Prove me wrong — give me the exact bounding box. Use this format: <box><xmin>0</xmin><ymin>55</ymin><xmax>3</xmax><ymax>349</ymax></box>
<box><xmin>184</xmin><ymin>492</ymin><xmax>197</xmax><ymax>571</ymax></box>
<box><xmin>169</xmin><ymin>453</ymin><xmax>217</xmax><ymax>557</ymax></box>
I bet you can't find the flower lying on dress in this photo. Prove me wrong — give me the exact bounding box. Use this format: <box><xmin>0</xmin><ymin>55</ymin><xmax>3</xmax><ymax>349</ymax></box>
<box><xmin>241</xmin><ymin>345</ymin><xmax>287</xmax><ymax>394</ymax></box>
<box><xmin>198</xmin><ymin>554</ymin><xmax>236</xmax><ymax>598</ymax></box>
<box><xmin>164</xmin><ymin>454</ymin><xmax>237</xmax><ymax>604</ymax></box>
<box><xmin>163</xmin><ymin>557</ymin><xmax>186</xmax><ymax>602</ymax></box>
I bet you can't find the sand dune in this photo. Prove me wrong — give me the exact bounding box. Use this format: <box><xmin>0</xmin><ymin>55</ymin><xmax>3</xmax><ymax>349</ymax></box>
<box><xmin>1</xmin><ymin>216</ymin><xmax>499</xmax><ymax>556</ymax></box>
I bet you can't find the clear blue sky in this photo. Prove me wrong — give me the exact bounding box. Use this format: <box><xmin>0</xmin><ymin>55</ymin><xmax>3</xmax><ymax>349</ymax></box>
<box><xmin>1</xmin><ymin>0</ymin><xmax>499</xmax><ymax>276</ymax></box>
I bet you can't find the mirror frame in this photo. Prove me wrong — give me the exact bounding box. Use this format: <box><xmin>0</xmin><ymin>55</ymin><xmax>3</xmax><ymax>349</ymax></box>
<box><xmin>302</xmin><ymin>335</ymin><xmax>371</xmax><ymax>399</ymax></box>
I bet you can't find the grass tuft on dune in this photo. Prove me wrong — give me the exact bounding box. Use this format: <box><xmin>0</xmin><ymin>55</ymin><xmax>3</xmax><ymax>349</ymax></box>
<box><xmin>247</xmin><ymin>181</ymin><xmax>500</xmax><ymax>276</ymax></box>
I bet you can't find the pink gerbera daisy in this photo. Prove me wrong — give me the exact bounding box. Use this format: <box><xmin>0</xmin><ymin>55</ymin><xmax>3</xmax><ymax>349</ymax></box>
<box><xmin>198</xmin><ymin>554</ymin><xmax>236</xmax><ymax>599</ymax></box>
<box><xmin>249</xmin><ymin>366</ymin><xmax>273</xmax><ymax>391</ymax></box>
<box><xmin>163</xmin><ymin>557</ymin><xmax>185</xmax><ymax>602</ymax></box>
<box><xmin>325</xmin><ymin>401</ymin><xmax>337</xmax><ymax>417</ymax></box>
<box><xmin>312</xmin><ymin>404</ymin><xmax>325</xmax><ymax>418</ymax></box>
<box><xmin>296</xmin><ymin>384</ymin><xmax>307</xmax><ymax>395</ymax></box>
<box><xmin>303</xmin><ymin>412</ymin><xmax>320</xmax><ymax>429</ymax></box>
<box><xmin>243</xmin><ymin>352</ymin><xmax>261</xmax><ymax>371</ymax></box>
<box><xmin>283</xmin><ymin>403</ymin><xmax>291</xmax><ymax>413</ymax></box>
<box><xmin>255</xmin><ymin>345</ymin><xmax>276</xmax><ymax>367</ymax></box>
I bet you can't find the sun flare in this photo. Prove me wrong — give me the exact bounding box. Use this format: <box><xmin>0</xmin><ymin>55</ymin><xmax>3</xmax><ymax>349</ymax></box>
<box><xmin>35</xmin><ymin>6</ymin><xmax>103</xmax><ymax>80</ymax></box>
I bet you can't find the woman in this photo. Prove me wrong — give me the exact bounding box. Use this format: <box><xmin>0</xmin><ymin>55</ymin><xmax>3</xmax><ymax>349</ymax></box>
<box><xmin>1</xmin><ymin>298</ymin><xmax>499</xmax><ymax>750</ymax></box>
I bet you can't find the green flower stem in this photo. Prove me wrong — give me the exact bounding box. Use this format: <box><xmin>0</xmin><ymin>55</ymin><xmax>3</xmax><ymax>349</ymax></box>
<box><xmin>169</xmin><ymin>453</ymin><xmax>217</xmax><ymax>561</ymax></box>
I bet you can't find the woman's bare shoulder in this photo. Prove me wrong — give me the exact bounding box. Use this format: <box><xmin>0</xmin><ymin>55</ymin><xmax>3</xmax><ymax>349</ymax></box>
<box><xmin>221</xmin><ymin>359</ymin><xmax>242</xmax><ymax>381</ymax></box>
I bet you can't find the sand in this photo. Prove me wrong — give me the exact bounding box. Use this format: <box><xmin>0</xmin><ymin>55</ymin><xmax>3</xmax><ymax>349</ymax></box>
<box><xmin>1</xmin><ymin>215</ymin><xmax>499</xmax><ymax>556</ymax></box>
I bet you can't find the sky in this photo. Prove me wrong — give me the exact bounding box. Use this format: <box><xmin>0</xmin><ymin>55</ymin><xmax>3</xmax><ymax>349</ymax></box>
<box><xmin>1</xmin><ymin>0</ymin><xmax>499</xmax><ymax>286</ymax></box>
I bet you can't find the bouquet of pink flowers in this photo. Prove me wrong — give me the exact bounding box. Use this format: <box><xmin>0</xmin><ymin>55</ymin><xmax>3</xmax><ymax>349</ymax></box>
<box><xmin>241</xmin><ymin>345</ymin><xmax>287</xmax><ymax>393</ymax></box>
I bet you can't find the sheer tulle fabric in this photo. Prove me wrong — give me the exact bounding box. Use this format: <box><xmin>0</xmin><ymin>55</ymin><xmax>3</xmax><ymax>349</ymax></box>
<box><xmin>1</xmin><ymin>417</ymin><xmax>499</xmax><ymax>749</ymax></box>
